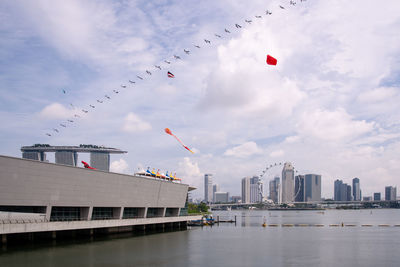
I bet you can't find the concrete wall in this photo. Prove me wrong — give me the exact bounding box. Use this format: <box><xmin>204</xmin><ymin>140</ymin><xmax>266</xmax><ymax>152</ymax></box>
<box><xmin>0</xmin><ymin>155</ymin><xmax>188</xmax><ymax>209</ymax></box>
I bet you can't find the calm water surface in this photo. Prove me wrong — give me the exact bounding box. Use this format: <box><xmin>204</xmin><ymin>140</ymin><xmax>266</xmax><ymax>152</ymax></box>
<box><xmin>1</xmin><ymin>209</ymin><xmax>400</xmax><ymax>267</ymax></box>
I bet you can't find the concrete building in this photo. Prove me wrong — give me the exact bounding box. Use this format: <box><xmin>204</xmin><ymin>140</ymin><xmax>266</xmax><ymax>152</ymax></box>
<box><xmin>0</xmin><ymin>155</ymin><xmax>199</xmax><ymax>242</ymax></box>
<box><xmin>374</xmin><ymin>192</ymin><xmax>381</xmax><ymax>201</ymax></box>
<box><xmin>214</xmin><ymin>192</ymin><xmax>229</xmax><ymax>203</ymax></box>
<box><xmin>241</xmin><ymin>177</ymin><xmax>251</xmax><ymax>204</ymax></box>
<box><xmin>269</xmin><ymin>177</ymin><xmax>280</xmax><ymax>203</ymax></box>
<box><xmin>212</xmin><ymin>184</ymin><xmax>220</xmax><ymax>203</ymax></box>
<box><xmin>21</xmin><ymin>144</ymin><xmax>126</xmax><ymax>171</ymax></box>
<box><xmin>281</xmin><ymin>162</ymin><xmax>294</xmax><ymax>203</ymax></box>
<box><xmin>352</xmin><ymin>178</ymin><xmax>361</xmax><ymax>201</ymax></box>
<box><xmin>385</xmin><ymin>186</ymin><xmax>397</xmax><ymax>201</ymax></box>
<box><xmin>305</xmin><ymin>174</ymin><xmax>321</xmax><ymax>202</ymax></box>
<box><xmin>204</xmin><ymin>174</ymin><xmax>213</xmax><ymax>203</ymax></box>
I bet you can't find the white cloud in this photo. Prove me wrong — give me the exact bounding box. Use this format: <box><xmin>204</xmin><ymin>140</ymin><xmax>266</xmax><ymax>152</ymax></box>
<box><xmin>177</xmin><ymin>157</ymin><xmax>203</xmax><ymax>190</ymax></box>
<box><xmin>224</xmin><ymin>141</ymin><xmax>262</xmax><ymax>158</ymax></box>
<box><xmin>110</xmin><ymin>158</ymin><xmax>129</xmax><ymax>174</ymax></box>
<box><xmin>39</xmin><ymin>103</ymin><xmax>74</xmax><ymax>120</ymax></box>
<box><xmin>270</xmin><ymin>149</ymin><xmax>284</xmax><ymax>158</ymax></box>
<box><xmin>296</xmin><ymin>108</ymin><xmax>375</xmax><ymax>141</ymax></box>
<box><xmin>122</xmin><ymin>112</ymin><xmax>152</xmax><ymax>133</ymax></box>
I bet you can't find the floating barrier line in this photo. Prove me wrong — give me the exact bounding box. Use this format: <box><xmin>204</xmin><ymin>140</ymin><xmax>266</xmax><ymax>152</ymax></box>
<box><xmin>261</xmin><ymin>224</ymin><xmax>400</xmax><ymax>228</ymax></box>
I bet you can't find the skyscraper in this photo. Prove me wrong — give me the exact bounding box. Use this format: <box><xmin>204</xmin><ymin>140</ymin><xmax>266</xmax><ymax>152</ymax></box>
<box><xmin>294</xmin><ymin>175</ymin><xmax>305</xmax><ymax>202</ymax></box>
<box><xmin>249</xmin><ymin>176</ymin><xmax>263</xmax><ymax>203</ymax></box>
<box><xmin>204</xmin><ymin>174</ymin><xmax>213</xmax><ymax>203</ymax></box>
<box><xmin>213</xmin><ymin>184</ymin><xmax>220</xmax><ymax>203</ymax></box>
<box><xmin>305</xmin><ymin>174</ymin><xmax>321</xmax><ymax>202</ymax></box>
<box><xmin>385</xmin><ymin>186</ymin><xmax>397</xmax><ymax>201</ymax></box>
<box><xmin>241</xmin><ymin>177</ymin><xmax>251</xmax><ymax>204</ymax></box>
<box><xmin>352</xmin><ymin>178</ymin><xmax>361</xmax><ymax>201</ymax></box>
<box><xmin>269</xmin><ymin>176</ymin><xmax>280</xmax><ymax>203</ymax></box>
<box><xmin>334</xmin><ymin>179</ymin><xmax>352</xmax><ymax>201</ymax></box>
<box><xmin>281</xmin><ymin>162</ymin><xmax>294</xmax><ymax>203</ymax></box>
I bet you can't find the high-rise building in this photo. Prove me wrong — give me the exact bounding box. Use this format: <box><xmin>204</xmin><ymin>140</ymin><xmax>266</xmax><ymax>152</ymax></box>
<box><xmin>373</xmin><ymin>192</ymin><xmax>381</xmax><ymax>201</ymax></box>
<box><xmin>204</xmin><ymin>174</ymin><xmax>213</xmax><ymax>203</ymax></box>
<box><xmin>334</xmin><ymin>179</ymin><xmax>352</xmax><ymax>201</ymax></box>
<box><xmin>213</xmin><ymin>184</ymin><xmax>220</xmax><ymax>203</ymax></box>
<box><xmin>90</xmin><ymin>152</ymin><xmax>110</xmax><ymax>171</ymax></box>
<box><xmin>241</xmin><ymin>177</ymin><xmax>251</xmax><ymax>204</ymax></box>
<box><xmin>352</xmin><ymin>178</ymin><xmax>361</xmax><ymax>201</ymax></box>
<box><xmin>269</xmin><ymin>176</ymin><xmax>280</xmax><ymax>203</ymax></box>
<box><xmin>281</xmin><ymin>162</ymin><xmax>294</xmax><ymax>203</ymax></box>
<box><xmin>214</xmin><ymin>192</ymin><xmax>229</xmax><ymax>203</ymax></box>
<box><xmin>304</xmin><ymin>174</ymin><xmax>321</xmax><ymax>202</ymax></box>
<box><xmin>294</xmin><ymin>175</ymin><xmax>305</xmax><ymax>202</ymax></box>
<box><xmin>385</xmin><ymin>186</ymin><xmax>397</xmax><ymax>201</ymax></box>
<box><xmin>55</xmin><ymin>151</ymin><xmax>78</xmax><ymax>166</ymax></box>
<box><xmin>249</xmin><ymin>176</ymin><xmax>263</xmax><ymax>203</ymax></box>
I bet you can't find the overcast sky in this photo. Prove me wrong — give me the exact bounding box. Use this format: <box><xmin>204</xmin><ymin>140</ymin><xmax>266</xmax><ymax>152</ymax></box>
<box><xmin>1</xmin><ymin>0</ymin><xmax>399</xmax><ymax>200</ymax></box>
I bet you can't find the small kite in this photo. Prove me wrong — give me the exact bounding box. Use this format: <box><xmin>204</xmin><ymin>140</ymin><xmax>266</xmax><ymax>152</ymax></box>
<box><xmin>167</xmin><ymin>71</ymin><xmax>175</xmax><ymax>78</ymax></box>
<box><xmin>164</xmin><ymin>128</ymin><xmax>194</xmax><ymax>154</ymax></box>
<box><xmin>82</xmin><ymin>161</ymin><xmax>96</xmax><ymax>170</ymax></box>
<box><xmin>266</xmin><ymin>55</ymin><xmax>277</xmax><ymax>65</ymax></box>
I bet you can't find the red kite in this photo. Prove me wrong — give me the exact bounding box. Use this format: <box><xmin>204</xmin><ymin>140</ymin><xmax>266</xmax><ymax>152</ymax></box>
<box><xmin>82</xmin><ymin>161</ymin><xmax>96</xmax><ymax>170</ymax></box>
<box><xmin>266</xmin><ymin>55</ymin><xmax>277</xmax><ymax>65</ymax></box>
<box><xmin>167</xmin><ymin>71</ymin><xmax>175</xmax><ymax>78</ymax></box>
<box><xmin>165</xmin><ymin>128</ymin><xmax>194</xmax><ymax>154</ymax></box>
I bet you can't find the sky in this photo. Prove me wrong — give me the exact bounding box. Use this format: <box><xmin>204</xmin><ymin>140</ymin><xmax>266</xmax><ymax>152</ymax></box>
<box><xmin>1</xmin><ymin>0</ymin><xmax>400</xmax><ymax>200</ymax></box>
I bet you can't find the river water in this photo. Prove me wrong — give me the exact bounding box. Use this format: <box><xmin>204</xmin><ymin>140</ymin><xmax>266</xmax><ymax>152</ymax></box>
<box><xmin>1</xmin><ymin>209</ymin><xmax>400</xmax><ymax>266</ymax></box>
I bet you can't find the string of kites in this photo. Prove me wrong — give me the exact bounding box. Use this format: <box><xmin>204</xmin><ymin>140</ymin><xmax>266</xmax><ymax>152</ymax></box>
<box><xmin>46</xmin><ymin>0</ymin><xmax>306</xmax><ymax>154</ymax></box>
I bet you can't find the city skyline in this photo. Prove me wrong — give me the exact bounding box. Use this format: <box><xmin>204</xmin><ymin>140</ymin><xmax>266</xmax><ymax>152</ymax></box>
<box><xmin>1</xmin><ymin>0</ymin><xmax>400</xmax><ymax>200</ymax></box>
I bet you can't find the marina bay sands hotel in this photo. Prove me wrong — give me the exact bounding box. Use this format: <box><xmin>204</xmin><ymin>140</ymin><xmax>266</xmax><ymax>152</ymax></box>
<box><xmin>20</xmin><ymin>144</ymin><xmax>127</xmax><ymax>171</ymax></box>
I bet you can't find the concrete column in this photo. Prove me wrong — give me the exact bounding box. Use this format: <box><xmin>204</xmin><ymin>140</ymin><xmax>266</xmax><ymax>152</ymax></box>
<box><xmin>45</xmin><ymin>205</ymin><xmax>52</xmax><ymax>221</ymax></box>
<box><xmin>162</xmin><ymin>208</ymin><xmax>166</xmax><ymax>217</ymax></box>
<box><xmin>87</xmin><ymin>207</ymin><xmax>93</xmax><ymax>220</ymax></box>
<box><xmin>51</xmin><ymin>231</ymin><xmax>57</xmax><ymax>240</ymax></box>
<box><xmin>120</xmin><ymin>207</ymin><xmax>125</xmax><ymax>219</ymax></box>
<box><xmin>177</xmin><ymin>208</ymin><xmax>181</xmax><ymax>216</ymax></box>
<box><xmin>143</xmin><ymin>207</ymin><xmax>148</xmax><ymax>218</ymax></box>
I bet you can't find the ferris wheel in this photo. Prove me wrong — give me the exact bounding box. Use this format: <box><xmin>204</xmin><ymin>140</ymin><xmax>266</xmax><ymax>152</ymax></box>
<box><xmin>258</xmin><ymin>162</ymin><xmax>302</xmax><ymax>203</ymax></box>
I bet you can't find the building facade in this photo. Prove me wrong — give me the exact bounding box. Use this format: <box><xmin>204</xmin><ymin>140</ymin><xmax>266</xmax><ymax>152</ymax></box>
<box><xmin>352</xmin><ymin>178</ymin><xmax>361</xmax><ymax>201</ymax></box>
<box><xmin>204</xmin><ymin>174</ymin><xmax>213</xmax><ymax>203</ymax></box>
<box><xmin>241</xmin><ymin>177</ymin><xmax>251</xmax><ymax>204</ymax></box>
<box><xmin>385</xmin><ymin>186</ymin><xmax>397</xmax><ymax>201</ymax></box>
<box><xmin>281</xmin><ymin>162</ymin><xmax>294</xmax><ymax>203</ymax></box>
<box><xmin>294</xmin><ymin>175</ymin><xmax>305</xmax><ymax>202</ymax></box>
<box><xmin>212</xmin><ymin>184</ymin><xmax>220</xmax><ymax>203</ymax></box>
<box><xmin>214</xmin><ymin>192</ymin><xmax>229</xmax><ymax>203</ymax></box>
<box><xmin>305</xmin><ymin>174</ymin><xmax>321</xmax><ymax>202</ymax></box>
<box><xmin>249</xmin><ymin>176</ymin><xmax>263</xmax><ymax>203</ymax></box>
<box><xmin>334</xmin><ymin>179</ymin><xmax>352</xmax><ymax>201</ymax></box>
<box><xmin>269</xmin><ymin>176</ymin><xmax>280</xmax><ymax>203</ymax></box>
<box><xmin>373</xmin><ymin>192</ymin><xmax>381</xmax><ymax>201</ymax></box>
